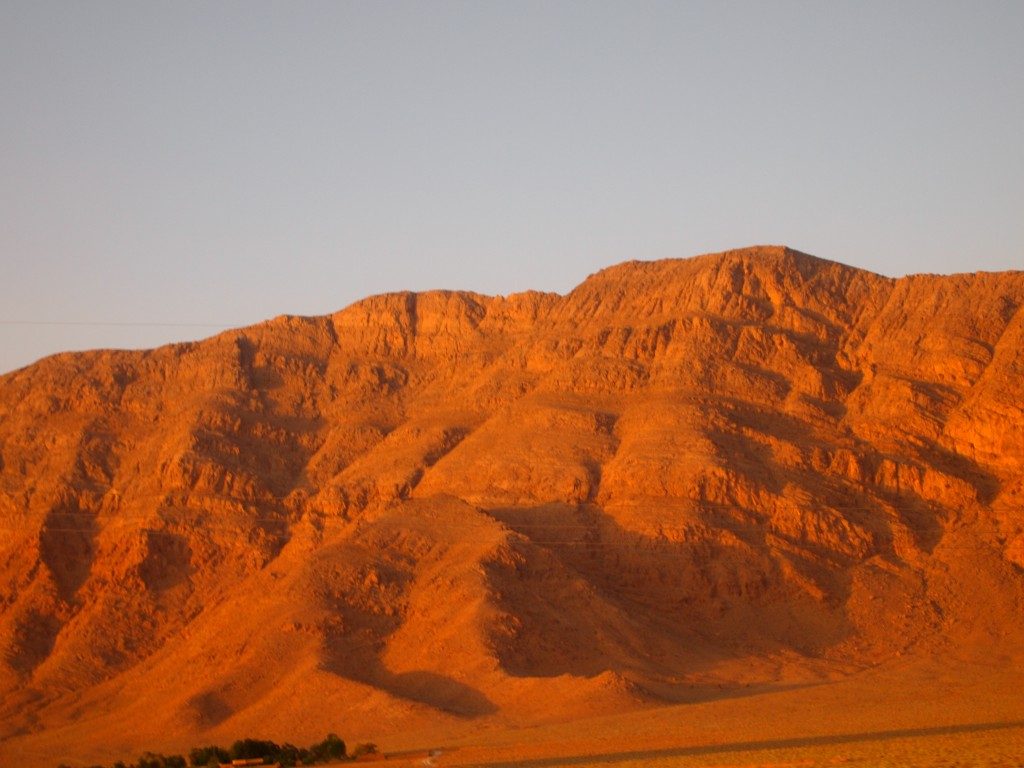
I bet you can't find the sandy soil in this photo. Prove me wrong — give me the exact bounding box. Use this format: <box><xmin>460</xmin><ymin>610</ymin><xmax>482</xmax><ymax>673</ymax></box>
<box><xmin>381</xmin><ymin>656</ymin><xmax>1024</xmax><ymax>767</ymax></box>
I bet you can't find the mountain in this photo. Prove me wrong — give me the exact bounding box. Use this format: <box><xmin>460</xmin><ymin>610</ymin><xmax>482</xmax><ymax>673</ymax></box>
<box><xmin>1</xmin><ymin>246</ymin><xmax>1022</xmax><ymax>765</ymax></box>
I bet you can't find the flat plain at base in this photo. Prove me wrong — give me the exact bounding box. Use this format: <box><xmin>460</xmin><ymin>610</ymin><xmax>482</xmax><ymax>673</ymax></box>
<box><xmin>374</xmin><ymin>656</ymin><xmax>1024</xmax><ymax>768</ymax></box>
<box><xmin>451</xmin><ymin>725</ymin><xmax>1024</xmax><ymax>768</ymax></box>
<box><xmin>4</xmin><ymin>653</ymin><xmax>1024</xmax><ymax>767</ymax></box>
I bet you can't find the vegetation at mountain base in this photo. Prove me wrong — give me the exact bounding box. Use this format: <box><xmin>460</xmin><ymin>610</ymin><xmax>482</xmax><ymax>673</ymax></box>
<box><xmin>58</xmin><ymin>733</ymin><xmax>357</xmax><ymax>768</ymax></box>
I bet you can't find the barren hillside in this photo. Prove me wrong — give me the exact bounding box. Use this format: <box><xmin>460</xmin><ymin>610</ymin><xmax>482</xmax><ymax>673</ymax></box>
<box><xmin>1</xmin><ymin>246</ymin><xmax>1022</xmax><ymax>765</ymax></box>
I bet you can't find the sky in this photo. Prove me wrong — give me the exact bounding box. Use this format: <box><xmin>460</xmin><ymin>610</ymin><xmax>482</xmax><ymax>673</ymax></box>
<box><xmin>1</xmin><ymin>1</ymin><xmax>1022</xmax><ymax>374</ymax></box>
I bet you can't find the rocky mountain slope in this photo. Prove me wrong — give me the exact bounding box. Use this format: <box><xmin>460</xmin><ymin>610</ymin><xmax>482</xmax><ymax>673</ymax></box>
<box><xmin>1</xmin><ymin>246</ymin><xmax>1022</xmax><ymax>763</ymax></box>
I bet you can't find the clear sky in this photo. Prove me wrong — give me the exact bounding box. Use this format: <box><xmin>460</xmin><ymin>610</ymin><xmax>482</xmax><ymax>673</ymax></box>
<box><xmin>1</xmin><ymin>1</ymin><xmax>1022</xmax><ymax>374</ymax></box>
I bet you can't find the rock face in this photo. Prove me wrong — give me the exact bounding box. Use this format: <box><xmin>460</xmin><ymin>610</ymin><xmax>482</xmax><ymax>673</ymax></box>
<box><xmin>0</xmin><ymin>246</ymin><xmax>1022</xmax><ymax>760</ymax></box>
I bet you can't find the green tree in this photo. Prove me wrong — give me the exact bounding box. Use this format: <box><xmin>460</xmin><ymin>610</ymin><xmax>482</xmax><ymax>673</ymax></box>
<box><xmin>189</xmin><ymin>746</ymin><xmax>230</xmax><ymax>766</ymax></box>
<box><xmin>277</xmin><ymin>743</ymin><xmax>301</xmax><ymax>767</ymax></box>
<box><xmin>309</xmin><ymin>733</ymin><xmax>346</xmax><ymax>761</ymax></box>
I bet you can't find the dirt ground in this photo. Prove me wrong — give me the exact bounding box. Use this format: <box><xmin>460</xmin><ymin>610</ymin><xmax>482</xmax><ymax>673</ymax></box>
<box><xmin>371</xmin><ymin>656</ymin><xmax>1024</xmax><ymax>768</ymax></box>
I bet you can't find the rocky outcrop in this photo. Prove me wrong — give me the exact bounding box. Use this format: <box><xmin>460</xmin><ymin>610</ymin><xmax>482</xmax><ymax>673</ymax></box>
<box><xmin>0</xmin><ymin>246</ymin><xmax>1022</xmax><ymax>762</ymax></box>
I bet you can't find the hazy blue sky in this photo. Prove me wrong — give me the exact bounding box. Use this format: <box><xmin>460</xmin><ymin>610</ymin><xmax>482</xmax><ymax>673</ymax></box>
<box><xmin>2</xmin><ymin>1</ymin><xmax>1021</xmax><ymax>373</ymax></box>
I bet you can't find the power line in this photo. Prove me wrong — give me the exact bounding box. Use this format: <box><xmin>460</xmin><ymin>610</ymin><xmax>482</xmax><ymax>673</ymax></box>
<box><xmin>0</xmin><ymin>320</ymin><xmax>235</xmax><ymax>328</ymax></box>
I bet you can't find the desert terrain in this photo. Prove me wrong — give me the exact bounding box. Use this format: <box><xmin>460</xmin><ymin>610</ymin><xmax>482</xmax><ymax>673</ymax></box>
<box><xmin>0</xmin><ymin>246</ymin><xmax>1022</xmax><ymax>766</ymax></box>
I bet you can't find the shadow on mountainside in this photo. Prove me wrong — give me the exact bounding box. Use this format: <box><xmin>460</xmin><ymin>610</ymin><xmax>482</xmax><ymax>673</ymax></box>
<box><xmin>483</xmin><ymin>502</ymin><xmax>852</xmax><ymax>679</ymax></box>
<box><xmin>320</xmin><ymin>650</ymin><xmax>497</xmax><ymax>718</ymax></box>
<box><xmin>387</xmin><ymin>670</ymin><xmax>498</xmax><ymax>717</ymax></box>
<box><xmin>481</xmin><ymin>494</ymin><xmax>967</xmax><ymax>686</ymax></box>
<box><xmin>468</xmin><ymin>720</ymin><xmax>1024</xmax><ymax>767</ymax></box>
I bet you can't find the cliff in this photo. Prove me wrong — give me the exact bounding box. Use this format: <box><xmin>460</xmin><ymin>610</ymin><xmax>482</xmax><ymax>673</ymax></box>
<box><xmin>1</xmin><ymin>246</ymin><xmax>1022</xmax><ymax>762</ymax></box>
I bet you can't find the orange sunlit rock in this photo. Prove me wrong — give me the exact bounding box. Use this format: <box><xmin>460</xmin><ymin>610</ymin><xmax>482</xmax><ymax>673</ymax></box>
<box><xmin>0</xmin><ymin>246</ymin><xmax>1022</xmax><ymax>764</ymax></box>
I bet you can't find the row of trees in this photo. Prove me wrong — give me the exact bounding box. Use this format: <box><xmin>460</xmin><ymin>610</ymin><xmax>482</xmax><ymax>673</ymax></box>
<box><xmin>62</xmin><ymin>734</ymin><xmax>378</xmax><ymax>768</ymax></box>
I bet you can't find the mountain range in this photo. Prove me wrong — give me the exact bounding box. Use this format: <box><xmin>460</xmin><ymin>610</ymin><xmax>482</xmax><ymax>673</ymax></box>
<box><xmin>1</xmin><ymin>246</ymin><xmax>1022</xmax><ymax>765</ymax></box>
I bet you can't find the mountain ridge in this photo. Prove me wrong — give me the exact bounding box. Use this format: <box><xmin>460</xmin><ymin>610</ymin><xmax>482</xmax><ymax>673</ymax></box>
<box><xmin>0</xmin><ymin>245</ymin><xmax>1022</xmax><ymax>764</ymax></box>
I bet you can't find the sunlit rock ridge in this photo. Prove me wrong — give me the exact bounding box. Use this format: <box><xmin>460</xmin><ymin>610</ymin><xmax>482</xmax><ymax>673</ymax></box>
<box><xmin>1</xmin><ymin>245</ymin><xmax>1022</xmax><ymax>761</ymax></box>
